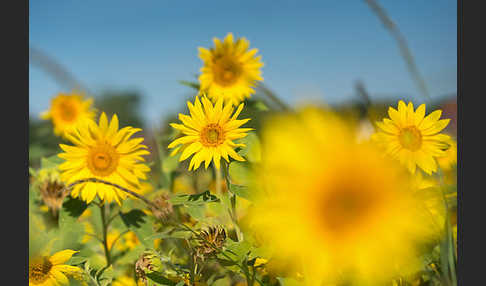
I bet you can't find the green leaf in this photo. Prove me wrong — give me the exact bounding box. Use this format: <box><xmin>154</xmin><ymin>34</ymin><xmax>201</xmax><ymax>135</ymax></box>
<box><xmin>59</xmin><ymin>197</ymin><xmax>88</xmax><ymax>226</ymax></box>
<box><xmin>220</xmin><ymin>239</ymin><xmax>252</xmax><ymax>263</ymax></box>
<box><xmin>228</xmin><ymin>184</ymin><xmax>252</xmax><ymax>201</ymax></box>
<box><xmin>169</xmin><ymin>190</ymin><xmax>220</xmax><ymax>206</ymax></box>
<box><xmin>228</xmin><ymin>162</ymin><xmax>251</xmax><ymax>186</ymax></box>
<box><xmin>97</xmin><ymin>265</ymin><xmax>114</xmax><ymax>286</ymax></box>
<box><xmin>120</xmin><ymin>210</ymin><xmax>156</xmax><ymax>248</ymax></box>
<box><xmin>145</xmin><ymin>228</ymin><xmax>192</xmax><ymax>240</ymax></box>
<box><xmin>146</xmin><ymin>272</ymin><xmax>177</xmax><ymax>286</ymax></box>
<box><xmin>253</xmin><ymin>100</ymin><xmax>269</xmax><ymax>111</ymax></box>
<box><xmin>162</xmin><ymin>153</ymin><xmax>180</xmax><ymax>174</ymax></box>
<box><xmin>57</xmin><ymin>197</ymin><xmax>87</xmax><ymax>249</ymax></box>
<box><xmin>41</xmin><ymin>155</ymin><xmax>63</xmax><ymax>169</ymax></box>
<box><xmin>178</xmin><ymin>80</ymin><xmax>200</xmax><ymax>91</ymax></box>
<box><xmin>236</xmin><ymin>132</ymin><xmax>261</xmax><ymax>163</ymax></box>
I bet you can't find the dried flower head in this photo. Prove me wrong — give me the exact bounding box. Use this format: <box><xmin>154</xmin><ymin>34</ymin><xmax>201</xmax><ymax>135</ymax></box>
<box><xmin>135</xmin><ymin>250</ymin><xmax>162</xmax><ymax>284</ymax></box>
<box><xmin>36</xmin><ymin>168</ymin><xmax>68</xmax><ymax>216</ymax></box>
<box><xmin>196</xmin><ymin>226</ymin><xmax>226</xmax><ymax>259</ymax></box>
<box><xmin>150</xmin><ymin>193</ymin><xmax>174</xmax><ymax>221</ymax></box>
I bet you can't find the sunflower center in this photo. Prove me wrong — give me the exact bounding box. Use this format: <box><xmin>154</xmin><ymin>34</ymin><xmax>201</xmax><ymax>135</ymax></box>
<box><xmin>29</xmin><ymin>257</ymin><xmax>52</xmax><ymax>284</ymax></box>
<box><xmin>201</xmin><ymin>124</ymin><xmax>225</xmax><ymax>147</ymax></box>
<box><xmin>399</xmin><ymin>126</ymin><xmax>422</xmax><ymax>151</ymax></box>
<box><xmin>213</xmin><ymin>56</ymin><xmax>242</xmax><ymax>86</ymax></box>
<box><xmin>59</xmin><ymin>101</ymin><xmax>78</xmax><ymax>122</ymax></box>
<box><xmin>317</xmin><ymin>182</ymin><xmax>379</xmax><ymax>237</ymax></box>
<box><xmin>87</xmin><ymin>142</ymin><xmax>120</xmax><ymax>177</ymax></box>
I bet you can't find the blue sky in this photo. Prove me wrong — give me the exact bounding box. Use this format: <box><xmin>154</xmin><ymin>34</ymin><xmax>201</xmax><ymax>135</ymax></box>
<box><xmin>29</xmin><ymin>0</ymin><xmax>456</xmax><ymax>125</ymax></box>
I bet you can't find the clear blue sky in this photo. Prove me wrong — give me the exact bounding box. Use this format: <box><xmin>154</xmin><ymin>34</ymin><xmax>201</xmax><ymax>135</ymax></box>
<box><xmin>29</xmin><ymin>0</ymin><xmax>456</xmax><ymax>125</ymax></box>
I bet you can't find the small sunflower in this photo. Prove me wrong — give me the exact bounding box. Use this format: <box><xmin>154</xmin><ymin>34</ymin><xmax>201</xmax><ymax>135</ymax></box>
<box><xmin>29</xmin><ymin>249</ymin><xmax>82</xmax><ymax>286</ymax></box>
<box><xmin>58</xmin><ymin>113</ymin><xmax>151</xmax><ymax>205</ymax></box>
<box><xmin>168</xmin><ymin>96</ymin><xmax>251</xmax><ymax>171</ymax></box>
<box><xmin>372</xmin><ymin>100</ymin><xmax>450</xmax><ymax>174</ymax></box>
<box><xmin>41</xmin><ymin>92</ymin><xmax>96</xmax><ymax>137</ymax></box>
<box><xmin>198</xmin><ymin>33</ymin><xmax>263</xmax><ymax>106</ymax></box>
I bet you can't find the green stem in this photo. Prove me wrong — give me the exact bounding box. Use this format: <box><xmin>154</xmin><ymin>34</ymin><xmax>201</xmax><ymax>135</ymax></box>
<box><xmin>437</xmin><ymin>167</ymin><xmax>457</xmax><ymax>286</ymax></box>
<box><xmin>215</xmin><ymin>165</ymin><xmax>222</xmax><ymax>195</ymax></box>
<box><xmin>99</xmin><ymin>203</ymin><xmax>111</xmax><ymax>267</ymax></box>
<box><xmin>258</xmin><ymin>83</ymin><xmax>291</xmax><ymax>111</ymax></box>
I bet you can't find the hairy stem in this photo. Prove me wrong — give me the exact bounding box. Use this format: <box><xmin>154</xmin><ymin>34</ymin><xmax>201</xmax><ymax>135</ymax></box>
<box><xmin>99</xmin><ymin>203</ymin><xmax>111</xmax><ymax>267</ymax></box>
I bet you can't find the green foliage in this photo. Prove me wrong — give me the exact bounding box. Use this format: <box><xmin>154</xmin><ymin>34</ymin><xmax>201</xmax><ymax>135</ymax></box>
<box><xmin>169</xmin><ymin>190</ymin><xmax>220</xmax><ymax>206</ymax></box>
<box><xmin>120</xmin><ymin>209</ymin><xmax>157</xmax><ymax>248</ymax></box>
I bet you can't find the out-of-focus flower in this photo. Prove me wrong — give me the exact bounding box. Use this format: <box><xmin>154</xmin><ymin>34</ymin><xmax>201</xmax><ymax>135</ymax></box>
<box><xmin>168</xmin><ymin>96</ymin><xmax>251</xmax><ymax>170</ymax></box>
<box><xmin>112</xmin><ymin>275</ymin><xmax>144</xmax><ymax>286</ymax></box>
<box><xmin>372</xmin><ymin>100</ymin><xmax>450</xmax><ymax>174</ymax></box>
<box><xmin>249</xmin><ymin>107</ymin><xmax>434</xmax><ymax>285</ymax></box>
<box><xmin>58</xmin><ymin>113</ymin><xmax>150</xmax><ymax>204</ymax></box>
<box><xmin>29</xmin><ymin>249</ymin><xmax>82</xmax><ymax>286</ymax></box>
<box><xmin>41</xmin><ymin>92</ymin><xmax>96</xmax><ymax>138</ymax></box>
<box><xmin>149</xmin><ymin>193</ymin><xmax>174</xmax><ymax>221</ymax></box>
<box><xmin>107</xmin><ymin>230</ymin><xmax>140</xmax><ymax>252</ymax></box>
<box><xmin>36</xmin><ymin>167</ymin><xmax>68</xmax><ymax>216</ymax></box>
<box><xmin>198</xmin><ymin>33</ymin><xmax>263</xmax><ymax>106</ymax></box>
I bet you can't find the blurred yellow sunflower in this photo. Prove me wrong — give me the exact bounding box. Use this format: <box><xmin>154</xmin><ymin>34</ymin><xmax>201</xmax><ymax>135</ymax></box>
<box><xmin>58</xmin><ymin>113</ymin><xmax>151</xmax><ymax>204</ymax></box>
<box><xmin>198</xmin><ymin>33</ymin><xmax>263</xmax><ymax>106</ymax></box>
<box><xmin>168</xmin><ymin>96</ymin><xmax>251</xmax><ymax>170</ymax></box>
<box><xmin>41</xmin><ymin>92</ymin><xmax>96</xmax><ymax>137</ymax></box>
<box><xmin>372</xmin><ymin>100</ymin><xmax>450</xmax><ymax>174</ymax></box>
<box><xmin>29</xmin><ymin>249</ymin><xmax>82</xmax><ymax>286</ymax></box>
<box><xmin>249</xmin><ymin>107</ymin><xmax>433</xmax><ymax>285</ymax></box>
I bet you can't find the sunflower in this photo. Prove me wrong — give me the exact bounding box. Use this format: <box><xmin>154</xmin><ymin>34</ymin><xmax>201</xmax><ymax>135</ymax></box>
<box><xmin>41</xmin><ymin>92</ymin><xmax>96</xmax><ymax>137</ymax></box>
<box><xmin>198</xmin><ymin>33</ymin><xmax>263</xmax><ymax>106</ymax></box>
<box><xmin>248</xmin><ymin>107</ymin><xmax>433</xmax><ymax>285</ymax></box>
<box><xmin>372</xmin><ymin>100</ymin><xmax>451</xmax><ymax>174</ymax></box>
<box><xmin>29</xmin><ymin>249</ymin><xmax>82</xmax><ymax>286</ymax></box>
<box><xmin>58</xmin><ymin>113</ymin><xmax>151</xmax><ymax>205</ymax></box>
<box><xmin>168</xmin><ymin>96</ymin><xmax>251</xmax><ymax>171</ymax></box>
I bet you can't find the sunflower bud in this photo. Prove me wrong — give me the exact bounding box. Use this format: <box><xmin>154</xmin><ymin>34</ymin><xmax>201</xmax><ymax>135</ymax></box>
<box><xmin>196</xmin><ymin>226</ymin><xmax>226</xmax><ymax>259</ymax></box>
<box><xmin>37</xmin><ymin>168</ymin><xmax>68</xmax><ymax>216</ymax></box>
<box><xmin>150</xmin><ymin>193</ymin><xmax>173</xmax><ymax>221</ymax></box>
<box><xmin>135</xmin><ymin>250</ymin><xmax>162</xmax><ymax>284</ymax></box>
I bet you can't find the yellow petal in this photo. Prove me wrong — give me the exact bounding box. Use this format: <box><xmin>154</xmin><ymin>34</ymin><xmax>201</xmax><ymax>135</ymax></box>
<box><xmin>49</xmin><ymin>250</ymin><xmax>79</xmax><ymax>265</ymax></box>
<box><xmin>180</xmin><ymin>142</ymin><xmax>203</xmax><ymax>161</ymax></box>
<box><xmin>50</xmin><ymin>268</ymin><xmax>69</xmax><ymax>285</ymax></box>
<box><xmin>99</xmin><ymin>112</ymin><xmax>109</xmax><ymax>134</ymax></box>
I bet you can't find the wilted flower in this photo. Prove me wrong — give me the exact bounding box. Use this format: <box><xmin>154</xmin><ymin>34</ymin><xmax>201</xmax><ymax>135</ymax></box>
<box><xmin>196</xmin><ymin>226</ymin><xmax>227</xmax><ymax>259</ymax></box>
<box><xmin>150</xmin><ymin>193</ymin><xmax>174</xmax><ymax>220</ymax></box>
<box><xmin>135</xmin><ymin>250</ymin><xmax>162</xmax><ymax>284</ymax></box>
<box><xmin>36</xmin><ymin>168</ymin><xmax>68</xmax><ymax>216</ymax></box>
